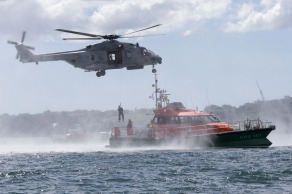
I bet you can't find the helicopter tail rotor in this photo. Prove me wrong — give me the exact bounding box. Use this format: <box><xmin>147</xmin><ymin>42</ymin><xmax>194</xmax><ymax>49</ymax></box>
<box><xmin>7</xmin><ymin>31</ymin><xmax>35</xmax><ymax>59</ymax></box>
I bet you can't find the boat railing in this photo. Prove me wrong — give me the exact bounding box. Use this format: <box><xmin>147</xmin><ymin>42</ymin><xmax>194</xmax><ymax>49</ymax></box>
<box><xmin>111</xmin><ymin>126</ymin><xmax>151</xmax><ymax>138</ymax></box>
<box><xmin>228</xmin><ymin>119</ymin><xmax>274</xmax><ymax>131</ymax></box>
<box><xmin>111</xmin><ymin>124</ymin><xmax>223</xmax><ymax>138</ymax></box>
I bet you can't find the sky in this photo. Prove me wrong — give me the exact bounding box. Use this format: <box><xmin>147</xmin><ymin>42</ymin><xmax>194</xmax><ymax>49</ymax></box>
<box><xmin>0</xmin><ymin>0</ymin><xmax>292</xmax><ymax>114</ymax></box>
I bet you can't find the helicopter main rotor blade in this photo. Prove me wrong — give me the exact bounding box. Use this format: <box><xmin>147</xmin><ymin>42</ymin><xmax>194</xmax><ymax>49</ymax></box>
<box><xmin>124</xmin><ymin>24</ymin><xmax>162</xmax><ymax>36</ymax></box>
<box><xmin>63</xmin><ymin>37</ymin><xmax>102</xmax><ymax>40</ymax></box>
<box><xmin>120</xmin><ymin>34</ymin><xmax>165</xmax><ymax>38</ymax></box>
<box><xmin>57</xmin><ymin>24</ymin><xmax>162</xmax><ymax>40</ymax></box>
<box><xmin>56</xmin><ymin>29</ymin><xmax>102</xmax><ymax>38</ymax></box>
<box><xmin>21</xmin><ymin>31</ymin><xmax>26</xmax><ymax>43</ymax></box>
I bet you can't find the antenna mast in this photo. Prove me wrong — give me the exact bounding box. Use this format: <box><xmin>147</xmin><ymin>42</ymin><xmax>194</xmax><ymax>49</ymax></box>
<box><xmin>152</xmin><ymin>73</ymin><xmax>170</xmax><ymax>108</ymax></box>
<box><xmin>154</xmin><ymin>74</ymin><xmax>158</xmax><ymax>108</ymax></box>
<box><xmin>256</xmin><ymin>81</ymin><xmax>265</xmax><ymax>101</ymax></box>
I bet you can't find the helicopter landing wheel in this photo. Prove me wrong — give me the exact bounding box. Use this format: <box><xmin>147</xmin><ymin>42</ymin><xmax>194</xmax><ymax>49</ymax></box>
<box><xmin>96</xmin><ymin>71</ymin><xmax>101</xmax><ymax>77</ymax></box>
<box><xmin>152</xmin><ymin>68</ymin><xmax>157</xmax><ymax>73</ymax></box>
<box><xmin>101</xmin><ymin>70</ymin><xmax>106</xmax><ymax>76</ymax></box>
<box><xmin>96</xmin><ymin>70</ymin><xmax>106</xmax><ymax>77</ymax></box>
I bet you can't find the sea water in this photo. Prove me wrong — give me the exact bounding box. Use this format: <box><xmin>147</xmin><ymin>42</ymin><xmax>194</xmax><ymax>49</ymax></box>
<box><xmin>0</xmin><ymin>136</ymin><xmax>291</xmax><ymax>193</ymax></box>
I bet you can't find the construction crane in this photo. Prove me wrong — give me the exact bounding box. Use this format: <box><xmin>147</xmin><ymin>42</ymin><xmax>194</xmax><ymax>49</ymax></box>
<box><xmin>256</xmin><ymin>81</ymin><xmax>265</xmax><ymax>101</ymax></box>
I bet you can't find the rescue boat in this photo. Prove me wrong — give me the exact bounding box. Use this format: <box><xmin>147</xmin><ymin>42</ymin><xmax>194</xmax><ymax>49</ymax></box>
<box><xmin>108</xmin><ymin>102</ymin><xmax>275</xmax><ymax>148</ymax></box>
<box><xmin>108</xmin><ymin>74</ymin><xmax>275</xmax><ymax>148</ymax></box>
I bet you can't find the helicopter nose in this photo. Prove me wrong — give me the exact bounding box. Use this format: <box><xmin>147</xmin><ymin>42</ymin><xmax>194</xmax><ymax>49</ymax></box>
<box><xmin>156</xmin><ymin>55</ymin><xmax>162</xmax><ymax>64</ymax></box>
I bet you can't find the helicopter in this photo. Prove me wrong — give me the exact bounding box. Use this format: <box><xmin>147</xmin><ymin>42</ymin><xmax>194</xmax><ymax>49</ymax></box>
<box><xmin>7</xmin><ymin>24</ymin><xmax>162</xmax><ymax>77</ymax></box>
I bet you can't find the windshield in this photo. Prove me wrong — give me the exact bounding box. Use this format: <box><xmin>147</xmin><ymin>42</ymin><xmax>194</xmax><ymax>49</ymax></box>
<box><xmin>147</xmin><ymin>49</ymin><xmax>155</xmax><ymax>55</ymax></box>
<box><xmin>141</xmin><ymin>48</ymin><xmax>154</xmax><ymax>56</ymax></box>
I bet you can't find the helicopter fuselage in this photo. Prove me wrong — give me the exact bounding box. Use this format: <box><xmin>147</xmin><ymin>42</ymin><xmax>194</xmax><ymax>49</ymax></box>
<box><xmin>15</xmin><ymin>40</ymin><xmax>162</xmax><ymax>77</ymax></box>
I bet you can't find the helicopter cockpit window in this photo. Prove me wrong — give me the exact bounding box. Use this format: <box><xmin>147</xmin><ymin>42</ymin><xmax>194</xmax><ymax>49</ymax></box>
<box><xmin>126</xmin><ymin>51</ymin><xmax>132</xmax><ymax>58</ymax></box>
<box><xmin>109</xmin><ymin>53</ymin><xmax>115</xmax><ymax>61</ymax></box>
<box><xmin>141</xmin><ymin>48</ymin><xmax>150</xmax><ymax>56</ymax></box>
<box><xmin>148</xmin><ymin>49</ymin><xmax>155</xmax><ymax>55</ymax></box>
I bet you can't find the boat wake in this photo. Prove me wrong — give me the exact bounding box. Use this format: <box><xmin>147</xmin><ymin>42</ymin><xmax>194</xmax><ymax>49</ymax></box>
<box><xmin>270</xmin><ymin>133</ymin><xmax>292</xmax><ymax>147</ymax></box>
<box><xmin>0</xmin><ymin>137</ymin><xmax>109</xmax><ymax>154</ymax></box>
<box><xmin>269</xmin><ymin>121</ymin><xmax>292</xmax><ymax>147</ymax></box>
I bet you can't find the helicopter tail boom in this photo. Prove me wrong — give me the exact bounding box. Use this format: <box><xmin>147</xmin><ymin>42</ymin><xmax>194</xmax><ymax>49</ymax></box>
<box><xmin>15</xmin><ymin>44</ymin><xmax>36</xmax><ymax>63</ymax></box>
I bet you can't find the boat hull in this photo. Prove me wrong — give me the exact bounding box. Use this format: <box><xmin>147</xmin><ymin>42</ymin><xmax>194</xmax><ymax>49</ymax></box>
<box><xmin>109</xmin><ymin>127</ymin><xmax>275</xmax><ymax>148</ymax></box>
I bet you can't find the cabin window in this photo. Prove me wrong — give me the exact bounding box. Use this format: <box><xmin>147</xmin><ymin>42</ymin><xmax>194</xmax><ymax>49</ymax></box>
<box><xmin>200</xmin><ymin>116</ymin><xmax>212</xmax><ymax>122</ymax></box>
<box><xmin>156</xmin><ymin>116</ymin><xmax>220</xmax><ymax>124</ymax></box>
<box><xmin>207</xmin><ymin>115</ymin><xmax>220</xmax><ymax>122</ymax></box>
<box><xmin>158</xmin><ymin>117</ymin><xmax>170</xmax><ymax>123</ymax></box>
<box><xmin>179</xmin><ymin>116</ymin><xmax>188</xmax><ymax>123</ymax></box>
<box><xmin>108</xmin><ymin>53</ymin><xmax>115</xmax><ymax>61</ymax></box>
<box><xmin>157</xmin><ymin>116</ymin><xmax>180</xmax><ymax>124</ymax></box>
<box><xmin>126</xmin><ymin>51</ymin><xmax>132</xmax><ymax>58</ymax></box>
<box><xmin>170</xmin><ymin>117</ymin><xmax>179</xmax><ymax>123</ymax></box>
<box><xmin>179</xmin><ymin>116</ymin><xmax>218</xmax><ymax>123</ymax></box>
<box><xmin>190</xmin><ymin>116</ymin><xmax>220</xmax><ymax>123</ymax></box>
<box><xmin>194</xmin><ymin>116</ymin><xmax>204</xmax><ymax>122</ymax></box>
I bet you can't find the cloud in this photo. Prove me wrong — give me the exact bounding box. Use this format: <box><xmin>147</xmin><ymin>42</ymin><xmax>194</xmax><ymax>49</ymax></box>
<box><xmin>225</xmin><ymin>0</ymin><xmax>292</xmax><ymax>32</ymax></box>
<box><xmin>0</xmin><ymin>0</ymin><xmax>98</xmax><ymax>39</ymax></box>
<box><xmin>70</xmin><ymin>0</ymin><xmax>232</xmax><ymax>35</ymax></box>
<box><xmin>0</xmin><ymin>0</ymin><xmax>231</xmax><ymax>39</ymax></box>
<box><xmin>1</xmin><ymin>0</ymin><xmax>292</xmax><ymax>40</ymax></box>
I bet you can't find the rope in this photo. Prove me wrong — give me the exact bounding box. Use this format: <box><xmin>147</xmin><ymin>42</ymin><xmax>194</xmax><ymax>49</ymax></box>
<box><xmin>119</xmin><ymin>69</ymin><xmax>122</xmax><ymax>105</ymax></box>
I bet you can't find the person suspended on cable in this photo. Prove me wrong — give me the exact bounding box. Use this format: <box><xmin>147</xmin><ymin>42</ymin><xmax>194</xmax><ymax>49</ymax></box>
<box><xmin>118</xmin><ymin>105</ymin><xmax>124</xmax><ymax>122</ymax></box>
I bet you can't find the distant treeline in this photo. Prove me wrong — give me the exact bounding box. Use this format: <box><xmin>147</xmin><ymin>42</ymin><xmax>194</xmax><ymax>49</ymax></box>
<box><xmin>0</xmin><ymin>108</ymin><xmax>153</xmax><ymax>137</ymax></box>
<box><xmin>205</xmin><ymin>96</ymin><xmax>292</xmax><ymax>133</ymax></box>
<box><xmin>0</xmin><ymin>96</ymin><xmax>291</xmax><ymax>136</ymax></box>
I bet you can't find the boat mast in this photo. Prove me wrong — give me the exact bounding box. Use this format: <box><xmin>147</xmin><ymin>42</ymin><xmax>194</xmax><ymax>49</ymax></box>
<box><xmin>153</xmin><ymin>73</ymin><xmax>158</xmax><ymax>108</ymax></box>
<box><xmin>152</xmin><ymin>73</ymin><xmax>170</xmax><ymax>108</ymax></box>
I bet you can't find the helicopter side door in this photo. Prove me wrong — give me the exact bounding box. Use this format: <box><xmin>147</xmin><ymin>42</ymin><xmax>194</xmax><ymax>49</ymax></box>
<box><xmin>107</xmin><ymin>51</ymin><xmax>122</xmax><ymax>66</ymax></box>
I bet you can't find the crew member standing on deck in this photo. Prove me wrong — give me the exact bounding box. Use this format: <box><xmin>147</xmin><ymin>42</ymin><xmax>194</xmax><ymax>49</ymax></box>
<box><xmin>118</xmin><ymin>105</ymin><xmax>124</xmax><ymax>122</ymax></box>
<box><xmin>127</xmin><ymin>119</ymin><xmax>133</xmax><ymax>136</ymax></box>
